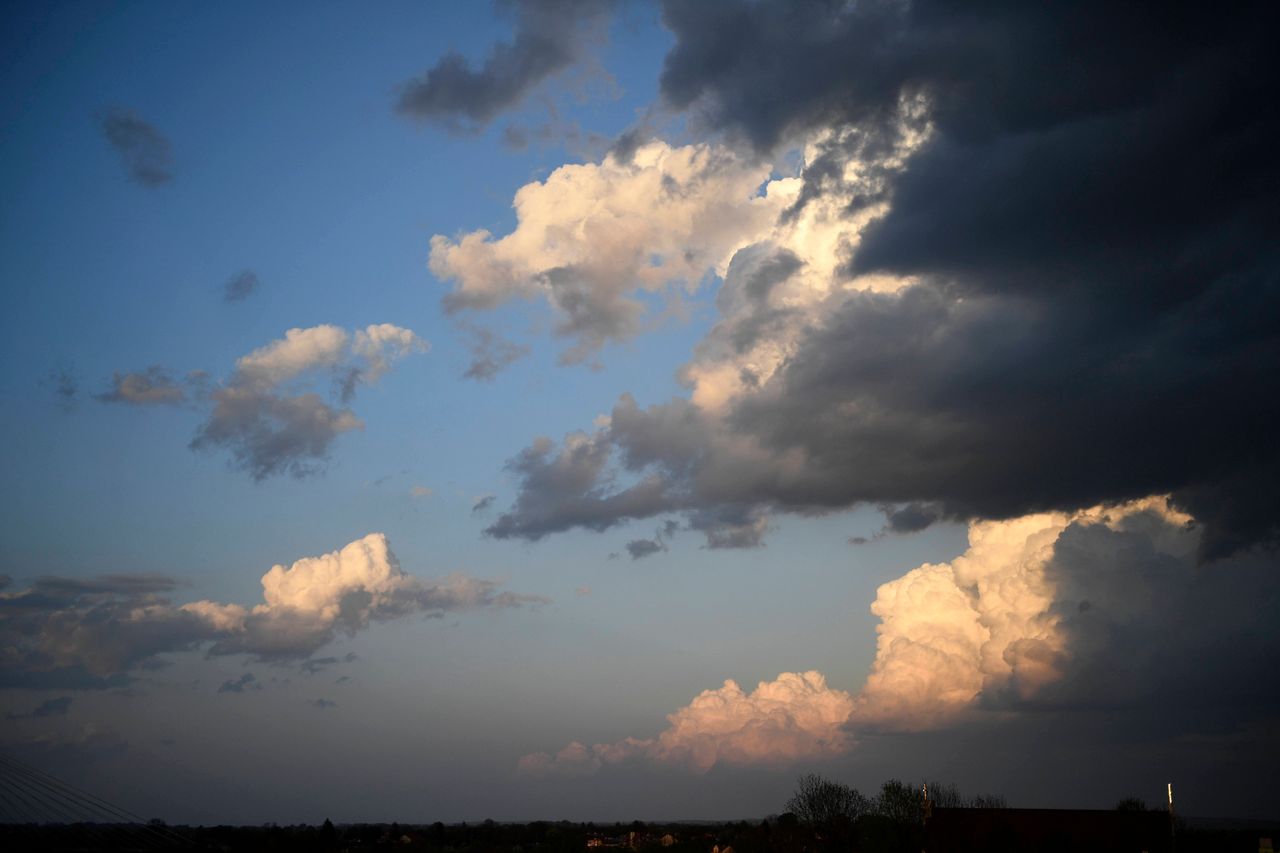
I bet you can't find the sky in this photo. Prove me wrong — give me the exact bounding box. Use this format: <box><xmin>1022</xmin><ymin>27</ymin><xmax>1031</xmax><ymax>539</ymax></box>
<box><xmin>1</xmin><ymin>0</ymin><xmax>1278</xmax><ymax>826</ymax></box>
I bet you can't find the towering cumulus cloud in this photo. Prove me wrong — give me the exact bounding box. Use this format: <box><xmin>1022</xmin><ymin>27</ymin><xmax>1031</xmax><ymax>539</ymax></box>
<box><xmin>0</xmin><ymin>534</ymin><xmax>545</xmax><ymax>684</ymax></box>
<box><xmin>520</xmin><ymin>498</ymin><xmax>1280</xmax><ymax>773</ymax></box>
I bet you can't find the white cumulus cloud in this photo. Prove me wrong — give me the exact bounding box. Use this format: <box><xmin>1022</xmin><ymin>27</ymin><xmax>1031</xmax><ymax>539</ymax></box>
<box><xmin>517</xmin><ymin>496</ymin><xmax>1271</xmax><ymax>775</ymax></box>
<box><xmin>518</xmin><ymin>670</ymin><xmax>855</xmax><ymax>775</ymax></box>
<box><xmin>430</xmin><ymin>140</ymin><xmax>792</xmax><ymax>363</ymax></box>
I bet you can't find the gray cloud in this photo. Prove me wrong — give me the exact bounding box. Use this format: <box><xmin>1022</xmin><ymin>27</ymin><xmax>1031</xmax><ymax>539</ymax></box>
<box><xmin>484</xmin><ymin>430</ymin><xmax>671</xmax><ymax>541</ymax></box>
<box><xmin>300</xmin><ymin>652</ymin><xmax>357</xmax><ymax>675</ymax></box>
<box><xmin>880</xmin><ymin>503</ymin><xmax>942</xmax><ymax>535</ymax></box>
<box><xmin>223</xmin><ymin>270</ymin><xmax>259</xmax><ymax>303</ymax></box>
<box><xmin>0</xmin><ymin>534</ymin><xmax>546</xmax><ymax>681</ymax></box>
<box><xmin>688</xmin><ymin>506</ymin><xmax>767</xmax><ymax>550</ymax></box>
<box><xmin>850</xmin><ymin>503</ymin><xmax>944</xmax><ymax>546</ymax></box>
<box><xmin>96</xmin><ymin>366</ymin><xmax>186</xmax><ymax>405</ymax></box>
<box><xmin>101</xmin><ymin>325</ymin><xmax>423</xmax><ymax>481</ymax></box>
<box><xmin>624</xmin><ymin>519</ymin><xmax>680</xmax><ymax>560</ymax></box>
<box><xmin>624</xmin><ymin>538</ymin><xmax>663</xmax><ymax>560</ymax></box>
<box><xmin>460</xmin><ymin>322</ymin><xmax>530</xmax><ymax>381</ymax></box>
<box><xmin>185</xmin><ymin>324</ymin><xmax>425</xmax><ymax>481</ymax></box>
<box><xmin>41</xmin><ymin>363</ymin><xmax>79</xmax><ymax>407</ymax></box>
<box><xmin>32</xmin><ymin>696</ymin><xmax>73</xmax><ymax>717</ymax></box>
<box><xmin>395</xmin><ymin>0</ymin><xmax>614</xmax><ymax>130</ymax></box>
<box><xmin>0</xmin><ymin>575</ymin><xmax>221</xmax><ymax>680</ymax></box>
<box><xmin>191</xmin><ymin>387</ymin><xmax>360</xmax><ymax>481</ymax></box>
<box><xmin>5</xmin><ymin>696</ymin><xmax>73</xmax><ymax>720</ymax></box>
<box><xmin>98</xmin><ymin>107</ymin><xmax>173</xmax><ymax>187</ymax></box>
<box><xmin>216</xmin><ymin>672</ymin><xmax>259</xmax><ymax>694</ymax></box>
<box><xmin>309</xmin><ymin>698</ymin><xmax>337</xmax><ymax>710</ymax></box>
<box><xmin>997</xmin><ymin>514</ymin><xmax>1280</xmax><ymax>726</ymax></box>
<box><xmin>472</xmin><ymin>494</ymin><xmax>496</xmax><ymax>513</ymax></box>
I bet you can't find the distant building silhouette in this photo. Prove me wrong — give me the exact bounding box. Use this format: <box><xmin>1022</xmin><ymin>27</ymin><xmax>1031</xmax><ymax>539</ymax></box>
<box><xmin>925</xmin><ymin>807</ymin><xmax>1172</xmax><ymax>852</ymax></box>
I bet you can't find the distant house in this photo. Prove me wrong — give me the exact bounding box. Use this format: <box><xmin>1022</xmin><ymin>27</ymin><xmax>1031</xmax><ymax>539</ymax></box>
<box><xmin>925</xmin><ymin>807</ymin><xmax>1172</xmax><ymax>852</ymax></box>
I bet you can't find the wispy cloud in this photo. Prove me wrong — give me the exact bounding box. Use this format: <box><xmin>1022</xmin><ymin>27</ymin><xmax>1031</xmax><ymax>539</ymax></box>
<box><xmin>395</xmin><ymin>0</ymin><xmax>614</xmax><ymax>132</ymax></box>
<box><xmin>98</xmin><ymin>107</ymin><xmax>173</xmax><ymax>187</ymax></box>
<box><xmin>223</xmin><ymin>270</ymin><xmax>259</xmax><ymax>304</ymax></box>
<box><xmin>96</xmin><ymin>366</ymin><xmax>187</xmax><ymax>405</ymax></box>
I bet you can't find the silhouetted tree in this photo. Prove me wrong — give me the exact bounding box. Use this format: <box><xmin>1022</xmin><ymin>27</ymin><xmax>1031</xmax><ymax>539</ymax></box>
<box><xmin>1116</xmin><ymin>796</ymin><xmax>1149</xmax><ymax>811</ymax></box>
<box><xmin>786</xmin><ymin>773</ymin><xmax>870</xmax><ymax>826</ymax></box>
<box><xmin>875</xmin><ymin>779</ymin><xmax>922</xmax><ymax>825</ymax></box>
<box><xmin>926</xmin><ymin>779</ymin><xmax>1008</xmax><ymax>809</ymax></box>
<box><xmin>969</xmin><ymin>792</ymin><xmax>1008</xmax><ymax>809</ymax></box>
<box><xmin>924</xmin><ymin>780</ymin><xmax>964</xmax><ymax>808</ymax></box>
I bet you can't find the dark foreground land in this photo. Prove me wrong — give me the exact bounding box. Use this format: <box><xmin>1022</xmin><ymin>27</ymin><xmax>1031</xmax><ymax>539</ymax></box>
<box><xmin>2</xmin><ymin>813</ymin><xmax>1277</xmax><ymax>853</ymax></box>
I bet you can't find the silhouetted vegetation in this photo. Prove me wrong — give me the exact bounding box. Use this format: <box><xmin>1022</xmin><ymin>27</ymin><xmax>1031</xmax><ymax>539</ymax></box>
<box><xmin>1115</xmin><ymin>796</ymin><xmax>1150</xmax><ymax>811</ymax></box>
<box><xmin>0</xmin><ymin>778</ymin><xmax>1273</xmax><ymax>853</ymax></box>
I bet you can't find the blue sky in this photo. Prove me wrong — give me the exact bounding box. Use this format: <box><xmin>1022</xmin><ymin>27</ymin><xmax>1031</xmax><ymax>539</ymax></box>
<box><xmin>2</xmin><ymin>0</ymin><xmax>1278</xmax><ymax>825</ymax></box>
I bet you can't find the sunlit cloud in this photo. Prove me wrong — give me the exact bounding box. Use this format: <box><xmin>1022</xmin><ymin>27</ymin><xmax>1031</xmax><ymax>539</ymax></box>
<box><xmin>0</xmin><ymin>534</ymin><xmax>547</xmax><ymax>681</ymax></box>
<box><xmin>519</xmin><ymin>497</ymin><xmax>1279</xmax><ymax>774</ymax></box>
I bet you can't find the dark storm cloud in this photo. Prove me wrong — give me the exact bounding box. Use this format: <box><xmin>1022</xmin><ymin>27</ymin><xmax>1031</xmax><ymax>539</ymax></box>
<box><xmin>98</xmin><ymin>107</ymin><xmax>173</xmax><ymax>187</ymax></box>
<box><xmin>96</xmin><ymin>366</ymin><xmax>187</xmax><ymax>405</ymax></box>
<box><xmin>223</xmin><ymin>270</ymin><xmax>259</xmax><ymax>303</ymax></box>
<box><xmin>490</xmin><ymin>0</ymin><xmax>1280</xmax><ymax>557</ymax></box>
<box><xmin>850</xmin><ymin>503</ymin><xmax>944</xmax><ymax>545</ymax></box>
<box><xmin>395</xmin><ymin>0</ymin><xmax>614</xmax><ymax>130</ymax></box>
<box><xmin>309</xmin><ymin>698</ymin><xmax>337</xmax><ymax>710</ymax></box>
<box><xmin>881</xmin><ymin>503</ymin><xmax>942</xmax><ymax>535</ymax></box>
<box><xmin>1011</xmin><ymin>515</ymin><xmax>1280</xmax><ymax>725</ymax></box>
<box><xmin>472</xmin><ymin>494</ymin><xmax>496</xmax><ymax>513</ymax></box>
<box><xmin>460</xmin><ymin>322</ymin><xmax>530</xmax><ymax>381</ymax></box>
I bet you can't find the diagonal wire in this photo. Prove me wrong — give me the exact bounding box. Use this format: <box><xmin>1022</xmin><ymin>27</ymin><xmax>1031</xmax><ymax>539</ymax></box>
<box><xmin>0</xmin><ymin>752</ymin><xmax>192</xmax><ymax>847</ymax></box>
